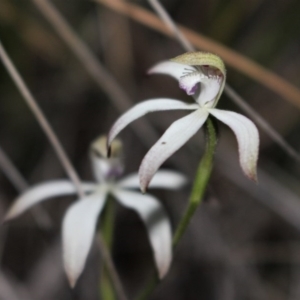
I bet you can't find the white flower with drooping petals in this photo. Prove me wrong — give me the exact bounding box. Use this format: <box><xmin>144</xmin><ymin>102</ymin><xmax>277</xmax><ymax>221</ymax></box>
<box><xmin>107</xmin><ymin>52</ymin><xmax>259</xmax><ymax>193</ymax></box>
<box><xmin>4</xmin><ymin>136</ymin><xmax>186</xmax><ymax>287</ymax></box>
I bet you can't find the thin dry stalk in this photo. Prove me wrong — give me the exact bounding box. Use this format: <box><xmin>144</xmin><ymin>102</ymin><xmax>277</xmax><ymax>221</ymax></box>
<box><xmin>0</xmin><ymin>147</ymin><xmax>28</xmax><ymax>192</ymax></box>
<box><xmin>0</xmin><ymin>273</ymin><xmax>32</xmax><ymax>300</ymax></box>
<box><xmin>0</xmin><ymin>147</ymin><xmax>53</xmax><ymax>228</ymax></box>
<box><xmin>97</xmin><ymin>235</ymin><xmax>127</xmax><ymax>300</ymax></box>
<box><xmin>147</xmin><ymin>0</ymin><xmax>300</xmax><ymax>234</ymax></box>
<box><xmin>147</xmin><ymin>0</ymin><xmax>300</xmax><ymax>164</ymax></box>
<box><xmin>224</xmin><ymin>85</ymin><xmax>300</xmax><ymax>162</ymax></box>
<box><xmin>32</xmin><ymin>0</ymin><xmax>157</xmax><ymax>148</ymax></box>
<box><xmin>93</xmin><ymin>0</ymin><xmax>300</xmax><ymax>166</ymax></box>
<box><xmin>148</xmin><ymin>0</ymin><xmax>194</xmax><ymax>51</ymax></box>
<box><xmin>0</xmin><ymin>41</ymin><xmax>84</xmax><ymax>197</ymax></box>
<box><xmin>96</xmin><ymin>0</ymin><xmax>300</xmax><ymax>110</ymax></box>
<box><xmin>217</xmin><ymin>150</ymin><xmax>300</xmax><ymax>232</ymax></box>
<box><xmin>0</xmin><ymin>41</ymin><xmax>127</xmax><ymax>300</ymax></box>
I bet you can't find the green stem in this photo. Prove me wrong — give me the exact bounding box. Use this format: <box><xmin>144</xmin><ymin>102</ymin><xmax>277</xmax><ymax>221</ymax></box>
<box><xmin>135</xmin><ymin>117</ymin><xmax>217</xmax><ymax>300</ymax></box>
<box><xmin>102</xmin><ymin>196</ymin><xmax>116</xmax><ymax>248</ymax></box>
<box><xmin>173</xmin><ymin>117</ymin><xmax>217</xmax><ymax>247</ymax></box>
<box><xmin>136</xmin><ymin>273</ymin><xmax>159</xmax><ymax>300</ymax></box>
<box><xmin>99</xmin><ymin>197</ymin><xmax>116</xmax><ymax>300</ymax></box>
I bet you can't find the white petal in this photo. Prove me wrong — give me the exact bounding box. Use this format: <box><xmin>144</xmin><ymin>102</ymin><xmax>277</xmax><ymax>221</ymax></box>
<box><xmin>62</xmin><ymin>191</ymin><xmax>107</xmax><ymax>287</ymax></box>
<box><xmin>118</xmin><ymin>170</ymin><xmax>187</xmax><ymax>190</ymax></box>
<box><xmin>208</xmin><ymin>108</ymin><xmax>259</xmax><ymax>180</ymax></box>
<box><xmin>148</xmin><ymin>61</ymin><xmax>196</xmax><ymax>81</ymax></box>
<box><xmin>112</xmin><ymin>189</ymin><xmax>172</xmax><ymax>279</ymax></box>
<box><xmin>139</xmin><ymin>109</ymin><xmax>209</xmax><ymax>193</ymax></box>
<box><xmin>4</xmin><ymin>180</ymin><xmax>96</xmax><ymax>221</ymax></box>
<box><xmin>196</xmin><ymin>76</ymin><xmax>222</xmax><ymax>107</ymax></box>
<box><xmin>107</xmin><ymin>99</ymin><xmax>198</xmax><ymax>149</ymax></box>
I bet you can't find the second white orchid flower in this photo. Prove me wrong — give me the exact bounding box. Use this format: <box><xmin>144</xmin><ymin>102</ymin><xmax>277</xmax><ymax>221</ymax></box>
<box><xmin>108</xmin><ymin>52</ymin><xmax>259</xmax><ymax>192</ymax></box>
<box><xmin>4</xmin><ymin>136</ymin><xmax>186</xmax><ymax>286</ymax></box>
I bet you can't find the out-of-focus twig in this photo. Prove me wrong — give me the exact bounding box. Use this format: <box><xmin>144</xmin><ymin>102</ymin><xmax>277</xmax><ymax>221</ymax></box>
<box><xmin>0</xmin><ymin>147</ymin><xmax>52</xmax><ymax>228</ymax></box>
<box><xmin>146</xmin><ymin>0</ymin><xmax>300</xmax><ymax>164</ymax></box>
<box><xmin>97</xmin><ymin>234</ymin><xmax>127</xmax><ymax>300</ymax></box>
<box><xmin>224</xmin><ymin>85</ymin><xmax>300</xmax><ymax>162</ymax></box>
<box><xmin>146</xmin><ymin>0</ymin><xmax>300</xmax><ymax>234</ymax></box>
<box><xmin>27</xmin><ymin>239</ymin><xmax>64</xmax><ymax>299</ymax></box>
<box><xmin>148</xmin><ymin>0</ymin><xmax>193</xmax><ymax>51</ymax></box>
<box><xmin>0</xmin><ymin>42</ymin><xmax>84</xmax><ymax>197</ymax></box>
<box><xmin>94</xmin><ymin>0</ymin><xmax>300</xmax><ymax>162</ymax></box>
<box><xmin>0</xmin><ymin>41</ymin><xmax>84</xmax><ymax>197</ymax></box>
<box><xmin>0</xmin><ymin>147</ymin><xmax>28</xmax><ymax>192</ymax></box>
<box><xmin>0</xmin><ymin>40</ymin><xmax>127</xmax><ymax>300</ymax></box>
<box><xmin>31</xmin><ymin>0</ymin><xmax>157</xmax><ymax>149</ymax></box>
<box><xmin>96</xmin><ymin>0</ymin><xmax>300</xmax><ymax>110</ymax></box>
<box><xmin>0</xmin><ymin>273</ymin><xmax>32</xmax><ymax>300</ymax></box>
<box><xmin>217</xmin><ymin>148</ymin><xmax>300</xmax><ymax>232</ymax></box>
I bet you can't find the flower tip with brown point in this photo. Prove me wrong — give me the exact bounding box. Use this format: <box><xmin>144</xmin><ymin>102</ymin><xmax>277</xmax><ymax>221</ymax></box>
<box><xmin>67</xmin><ymin>273</ymin><xmax>77</xmax><ymax>289</ymax></box>
<box><xmin>140</xmin><ymin>186</ymin><xmax>147</xmax><ymax>194</ymax></box>
<box><xmin>147</xmin><ymin>64</ymin><xmax>158</xmax><ymax>75</ymax></box>
<box><xmin>139</xmin><ymin>178</ymin><xmax>149</xmax><ymax>194</ymax></box>
<box><xmin>245</xmin><ymin>167</ymin><xmax>258</xmax><ymax>183</ymax></box>
<box><xmin>250</xmin><ymin>172</ymin><xmax>258</xmax><ymax>184</ymax></box>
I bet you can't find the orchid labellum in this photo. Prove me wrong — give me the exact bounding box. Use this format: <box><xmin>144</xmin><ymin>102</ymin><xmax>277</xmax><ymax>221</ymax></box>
<box><xmin>108</xmin><ymin>52</ymin><xmax>259</xmax><ymax>192</ymax></box>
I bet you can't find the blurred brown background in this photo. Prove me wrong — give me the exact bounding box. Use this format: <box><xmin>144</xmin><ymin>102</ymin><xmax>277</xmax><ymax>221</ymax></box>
<box><xmin>0</xmin><ymin>0</ymin><xmax>300</xmax><ymax>299</ymax></box>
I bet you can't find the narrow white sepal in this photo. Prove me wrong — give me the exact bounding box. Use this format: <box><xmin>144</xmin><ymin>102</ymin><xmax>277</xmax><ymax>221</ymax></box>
<box><xmin>139</xmin><ymin>109</ymin><xmax>209</xmax><ymax>192</ymax></box>
<box><xmin>148</xmin><ymin>61</ymin><xmax>197</xmax><ymax>81</ymax></box>
<box><xmin>118</xmin><ymin>170</ymin><xmax>187</xmax><ymax>190</ymax></box>
<box><xmin>62</xmin><ymin>191</ymin><xmax>107</xmax><ymax>287</ymax></box>
<box><xmin>107</xmin><ymin>99</ymin><xmax>198</xmax><ymax>149</ymax></box>
<box><xmin>4</xmin><ymin>180</ymin><xmax>96</xmax><ymax>221</ymax></box>
<box><xmin>112</xmin><ymin>189</ymin><xmax>172</xmax><ymax>279</ymax></box>
<box><xmin>208</xmin><ymin>108</ymin><xmax>259</xmax><ymax>180</ymax></box>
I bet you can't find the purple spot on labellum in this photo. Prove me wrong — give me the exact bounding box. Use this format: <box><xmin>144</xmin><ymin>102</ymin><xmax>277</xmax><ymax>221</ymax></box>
<box><xmin>106</xmin><ymin>166</ymin><xmax>124</xmax><ymax>180</ymax></box>
<box><xmin>179</xmin><ymin>82</ymin><xmax>198</xmax><ymax>95</ymax></box>
<box><xmin>189</xmin><ymin>83</ymin><xmax>199</xmax><ymax>95</ymax></box>
<box><xmin>179</xmin><ymin>71</ymin><xmax>201</xmax><ymax>96</ymax></box>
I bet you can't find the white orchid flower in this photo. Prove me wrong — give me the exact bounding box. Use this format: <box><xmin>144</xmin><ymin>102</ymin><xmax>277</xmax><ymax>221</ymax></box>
<box><xmin>4</xmin><ymin>136</ymin><xmax>186</xmax><ymax>287</ymax></box>
<box><xmin>108</xmin><ymin>52</ymin><xmax>259</xmax><ymax>193</ymax></box>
